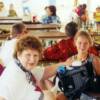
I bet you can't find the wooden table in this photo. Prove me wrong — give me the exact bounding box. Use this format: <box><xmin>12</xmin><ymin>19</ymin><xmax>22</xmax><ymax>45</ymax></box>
<box><xmin>0</xmin><ymin>31</ymin><xmax>66</xmax><ymax>40</ymax></box>
<box><xmin>0</xmin><ymin>31</ymin><xmax>66</xmax><ymax>48</ymax></box>
<box><xmin>31</xmin><ymin>31</ymin><xmax>66</xmax><ymax>39</ymax></box>
<box><xmin>0</xmin><ymin>17</ymin><xmax>22</xmax><ymax>24</ymax></box>
<box><xmin>0</xmin><ymin>18</ymin><xmax>61</xmax><ymax>31</ymax></box>
<box><xmin>26</xmin><ymin>24</ymin><xmax>61</xmax><ymax>30</ymax></box>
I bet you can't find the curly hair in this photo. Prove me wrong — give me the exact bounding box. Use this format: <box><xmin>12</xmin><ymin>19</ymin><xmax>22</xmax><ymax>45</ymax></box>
<box><xmin>13</xmin><ymin>34</ymin><xmax>42</xmax><ymax>59</ymax></box>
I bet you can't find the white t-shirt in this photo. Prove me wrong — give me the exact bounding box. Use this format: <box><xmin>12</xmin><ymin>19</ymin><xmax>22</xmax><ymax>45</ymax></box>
<box><xmin>0</xmin><ymin>59</ymin><xmax>44</xmax><ymax>100</ymax></box>
<box><xmin>0</xmin><ymin>39</ymin><xmax>17</xmax><ymax>67</ymax></box>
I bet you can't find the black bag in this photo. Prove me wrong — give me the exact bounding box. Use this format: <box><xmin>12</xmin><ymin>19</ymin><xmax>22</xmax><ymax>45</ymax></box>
<box><xmin>54</xmin><ymin>65</ymin><xmax>89</xmax><ymax>100</ymax></box>
<box><xmin>54</xmin><ymin>56</ymin><xmax>100</xmax><ymax>100</ymax></box>
<box><xmin>84</xmin><ymin>56</ymin><xmax>100</xmax><ymax>93</ymax></box>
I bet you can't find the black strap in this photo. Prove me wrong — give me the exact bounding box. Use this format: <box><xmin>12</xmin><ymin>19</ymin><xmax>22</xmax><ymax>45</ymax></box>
<box><xmin>15</xmin><ymin>59</ymin><xmax>36</xmax><ymax>85</ymax></box>
<box><xmin>83</xmin><ymin>55</ymin><xmax>100</xmax><ymax>93</ymax></box>
<box><xmin>83</xmin><ymin>55</ymin><xmax>94</xmax><ymax>78</ymax></box>
<box><xmin>15</xmin><ymin>59</ymin><xmax>43</xmax><ymax>100</ymax></box>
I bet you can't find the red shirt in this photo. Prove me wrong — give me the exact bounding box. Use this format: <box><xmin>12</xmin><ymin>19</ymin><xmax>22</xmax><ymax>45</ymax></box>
<box><xmin>43</xmin><ymin>37</ymin><xmax>99</xmax><ymax>61</ymax></box>
<box><xmin>43</xmin><ymin>38</ymin><xmax>77</xmax><ymax>61</ymax></box>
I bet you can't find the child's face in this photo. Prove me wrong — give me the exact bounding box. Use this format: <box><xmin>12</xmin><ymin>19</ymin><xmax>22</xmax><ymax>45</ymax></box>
<box><xmin>45</xmin><ymin>8</ymin><xmax>52</xmax><ymax>16</ymax></box>
<box><xmin>17</xmin><ymin>49</ymin><xmax>40</xmax><ymax>71</ymax></box>
<box><xmin>75</xmin><ymin>36</ymin><xmax>90</xmax><ymax>54</ymax></box>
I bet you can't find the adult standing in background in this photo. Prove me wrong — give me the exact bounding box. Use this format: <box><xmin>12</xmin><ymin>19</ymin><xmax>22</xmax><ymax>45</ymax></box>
<box><xmin>75</xmin><ymin>4</ymin><xmax>88</xmax><ymax>28</ymax></box>
<box><xmin>80</xmin><ymin>4</ymin><xmax>88</xmax><ymax>21</ymax></box>
<box><xmin>93</xmin><ymin>6</ymin><xmax>100</xmax><ymax>33</ymax></box>
<box><xmin>41</xmin><ymin>5</ymin><xmax>61</xmax><ymax>24</ymax></box>
<box><xmin>0</xmin><ymin>23</ymin><xmax>28</xmax><ymax>67</ymax></box>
